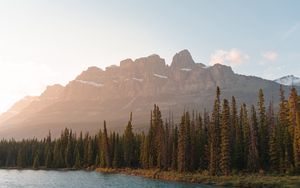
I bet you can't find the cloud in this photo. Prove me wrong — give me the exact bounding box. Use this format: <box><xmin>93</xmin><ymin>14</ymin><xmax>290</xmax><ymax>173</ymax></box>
<box><xmin>209</xmin><ymin>48</ymin><xmax>249</xmax><ymax>67</ymax></box>
<box><xmin>282</xmin><ymin>23</ymin><xmax>300</xmax><ymax>40</ymax></box>
<box><xmin>262</xmin><ymin>51</ymin><xmax>278</xmax><ymax>61</ymax></box>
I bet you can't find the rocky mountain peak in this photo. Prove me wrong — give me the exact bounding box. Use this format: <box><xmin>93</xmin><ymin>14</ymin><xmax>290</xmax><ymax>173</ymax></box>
<box><xmin>274</xmin><ymin>75</ymin><xmax>300</xmax><ymax>86</ymax></box>
<box><xmin>211</xmin><ymin>63</ymin><xmax>233</xmax><ymax>71</ymax></box>
<box><xmin>171</xmin><ymin>49</ymin><xmax>195</xmax><ymax>69</ymax></box>
<box><xmin>40</xmin><ymin>84</ymin><xmax>64</xmax><ymax>99</ymax></box>
<box><xmin>76</xmin><ymin>66</ymin><xmax>104</xmax><ymax>82</ymax></box>
<box><xmin>134</xmin><ymin>54</ymin><xmax>165</xmax><ymax>65</ymax></box>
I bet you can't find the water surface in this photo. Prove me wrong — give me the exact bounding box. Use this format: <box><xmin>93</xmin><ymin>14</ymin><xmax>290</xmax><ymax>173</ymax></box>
<box><xmin>0</xmin><ymin>170</ymin><xmax>224</xmax><ymax>188</ymax></box>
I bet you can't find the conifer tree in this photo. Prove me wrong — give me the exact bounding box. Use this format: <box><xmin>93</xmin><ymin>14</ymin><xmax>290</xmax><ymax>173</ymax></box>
<box><xmin>185</xmin><ymin>112</ymin><xmax>192</xmax><ymax>171</ymax></box>
<box><xmin>279</xmin><ymin>85</ymin><xmax>292</xmax><ymax>172</ymax></box>
<box><xmin>87</xmin><ymin>137</ymin><xmax>94</xmax><ymax>166</ymax></box>
<box><xmin>53</xmin><ymin>140</ymin><xmax>64</xmax><ymax>168</ymax></box>
<box><xmin>289</xmin><ymin>88</ymin><xmax>300</xmax><ymax>172</ymax></box>
<box><xmin>45</xmin><ymin>146</ymin><xmax>53</xmax><ymax>168</ymax></box>
<box><xmin>124</xmin><ymin>113</ymin><xmax>134</xmax><ymax>167</ymax></box>
<box><xmin>248</xmin><ymin>105</ymin><xmax>260</xmax><ymax>172</ymax></box>
<box><xmin>112</xmin><ymin>134</ymin><xmax>122</xmax><ymax>168</ymax></box>
<box><xmin>258</xmin><ymin>88</ymin><xmax>269</xmax><ymax>169</ymax></box>
<box><xmin>102</xmin><ymin>121</ymin><xmax>111</xmax><ymax>168</ymax></box>
<box><xmin>178</xmin><ymin>113</ymin><xmax>186</xmax><ymax>172</ymax></box>
<box><xmin>233</xmin><ymin>105</ymin><xmax>244</xmax><ymax>170</ymax></box>
<box><xmin>231</xmin><ymin>96</ymin><xmax>238</xmax><ymax>169</ymax></box>
<box><xmin>171</xmin><ymin>125</ymin><xmax>178</xmax><ymax>170</ymax></box>
<box><xmin>65</xmin><ymin>138</ymin><xmax>73</xmax><ymax>168</ymax></box>
<box><xmin>33</xmin><ymin>151</ymin><xmax>40</xmax><ymax>169</ymax></box>
<box><xmin>209</xmin><ymin>86</ymin><xmax>221</xmax><ymax>175</ymax></box>
<box><xmin>268</xmin><ymin>100</ymin><xmax>280</xmax><ymax>172</ymax></box>
<box><xmin>17</xmin><ymin>147</ymin><xmax>26</xmax><ymax>168</ymax></box>
<box><xmin>242</xmin><ymin>103</ymin><xmax>250</xmax><ymax>169</ymax></box>
<box><xmin>140</xmin><ymin>132</ymin><xmax>149</xmax><ymax>168</ymax></box>
<box><xmin>74</xmin><ymin>144</ymin><xmax>81</xmax><ymax>169</ymax></box>
<box><xmin>220</xmin><ymin>99</ymin><xmax>231</xmax><ymax>175</ymax></box>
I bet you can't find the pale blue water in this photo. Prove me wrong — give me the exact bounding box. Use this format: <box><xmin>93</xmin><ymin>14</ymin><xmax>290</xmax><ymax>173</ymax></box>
<box><xmin>0</xmin><ymin>170</ymin><xmax>224</xmax><ymax>188</ymax></box>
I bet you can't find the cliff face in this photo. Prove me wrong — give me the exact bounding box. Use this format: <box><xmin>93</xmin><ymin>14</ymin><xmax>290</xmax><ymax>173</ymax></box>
<box><xmin>0</xmin><ymin>50</ymin><xmax>292</xmax><ymax>139</ymax></box>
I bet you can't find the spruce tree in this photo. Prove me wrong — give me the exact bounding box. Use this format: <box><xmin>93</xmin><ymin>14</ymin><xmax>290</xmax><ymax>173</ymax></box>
<box><xmin>33</xmin><ymin>151</ymin><xmax>40</xmax><ymax>169</ymax></box>
<box><xmin>73</xmin><ymin>144</ymin><xmax>81</xmax><ymax>169</ymax></box>
<box><xmin>17</xmin><ymin>147</ymin><xmax>26</xmax><ymax>168</ymax></box>
<box><xmin>220</xmin><ymin>99</ymin><xmax>231</xmax><ymax>175</ymax></box>
<box><xmin>171</xmin><ymin>125</ymin><xmax>178</xmax><ymax>170</ymax></box>
<box><xmin>258</xmin><ymin>88</ymin><xmax>269</xmax><ymax>170</ymax></box>
<box><xmin>178</xmin><ymin>113</ymin><xmax>186</xmax><ymax>172</ymax></box>
<box><xmin>102</xmin><ymin>121</ymin><xmax>111</xmax><ymax>168</ymax></box>
<box><xmin>124</xmin><ymin>113</ymin><xmax>134</xmax><ymax>167</ymax></box>
<box><xmin>242</xmin><ymin>103</ymin><xmax>250</xmax><ymax>169</ymax></box>
<box><xmin>209</xmin><ymin>86</ymin><xmax>221</xmax><ymax>175</ymax></box>
<box><xmin>279</xmin><ymin>85</ymin><xmax>292</xmax><ymax>172</ymax></box>
<box><xmin>268</xmin><ymin>100</ymin><xmax>280</xmax><ymax>172</ymax></box>
<box><xmin>248</xmin><ymin>105</ymin><xmax>260</xmax><ymax>172</ymax></box>
<box><xmin>289</xmin><ymin>88</ymin><xmax>300</xmax><ymax>172</ymax></box>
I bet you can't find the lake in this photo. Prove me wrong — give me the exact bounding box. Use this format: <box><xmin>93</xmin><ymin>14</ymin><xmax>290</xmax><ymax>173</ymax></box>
<box><xmin>0</xmin><ymin>170</ymin><xmax>224</xmax><ymax>188</ymax></box>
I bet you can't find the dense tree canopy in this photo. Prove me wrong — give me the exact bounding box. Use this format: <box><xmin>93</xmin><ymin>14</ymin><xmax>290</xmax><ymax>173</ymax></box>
<box><xmin>0</xmin><ymin>86</ymin><xmax>299</xmax><ymax>176</ymax></box>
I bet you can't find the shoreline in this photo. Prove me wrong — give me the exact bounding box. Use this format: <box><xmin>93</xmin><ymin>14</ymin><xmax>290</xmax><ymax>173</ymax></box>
<box><xmin>95</xmin><ymin>168</ymin><xmax>300</xmax><ymax>188</ymax></box>
<box><xmin>1</xmin><ymin>167</ymin><xmax>300</xmax><ymax>187</ymax></box>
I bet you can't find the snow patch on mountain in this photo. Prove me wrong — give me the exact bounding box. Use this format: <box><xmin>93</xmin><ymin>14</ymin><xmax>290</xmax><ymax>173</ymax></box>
<box><xmin>132</xmin><ymin>78</ymin><xmax>143</xmax><ymax>82</ymax></box>
<box><xmin>75</xmin><ymin>80</ymin><xmax>104</xmax><ymax>87</ymax></box>
<box><xmin>153</xmin><ymin>73</ymin><xmax>168</xmax><ymax>79</ymax></box>
<box><xmin>181</xmin><ymin>68</ymin><xmax>192</xmax><ymax>71</ymax></box>
<box><xmin>274</xmin><ymin>75</ymin><xmax>300</xmax><ymax>86</ymax></box>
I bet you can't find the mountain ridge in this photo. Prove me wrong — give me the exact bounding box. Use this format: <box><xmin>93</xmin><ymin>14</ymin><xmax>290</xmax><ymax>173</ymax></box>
<box><xmin>0</xmin><ymin>49</ymin><xmax>296</xmax><ymax>139</ymax></box>
<box><xmin>274</xmin><ymin>75</ymin><xmax>300</xmax><ymax>86</ymax></box>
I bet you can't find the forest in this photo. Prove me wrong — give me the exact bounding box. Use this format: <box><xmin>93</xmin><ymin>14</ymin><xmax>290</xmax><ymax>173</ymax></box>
<box><xmin>0</xmin><ymin>86</ymin><xmax>299</xmax><ymax>176</ymax></box>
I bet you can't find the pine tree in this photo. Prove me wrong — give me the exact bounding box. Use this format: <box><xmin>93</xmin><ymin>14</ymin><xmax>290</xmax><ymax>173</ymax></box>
<box><xmin>185</xmin><ymin>112</ymin><xmax>192</xmax><ymax>171</ymax></box>
<box><xmin>248</xmin><ymin>105</ymin><xmax>260</xmax><ymax>172</ymax></box>
<box><xmin>33</xmin><ymin>151</ymin><xmax>40</xmax><ymax>169</ymax></box>
<box><xmin>279</xmin><ymin>85</ymin><xmax>292</xmax><ymax>172</ymax></box>
<box><xmin>87</xmin><ymin>137</ymin><xmax>94</xmax><ymax>166</ymax></box>
<box><xmin>102</xmin><ymin>121</ymin><xmax>111</xmax><ymax>168</ymax></box>
<box><xmin>209</xmin><ymin>86</ymin><xmax>221</xmax><ymax>175</ymax></box>
<box><xmin>233</xmin><ymin>105</ymin><xmax>244</xmax><ymax>170</ymax></box>
<box><xmin>65</xmin><ymin>138</ymin><xmax>72</xmax><ymax>168</ymax></box>
<box><xmin>45</xmin><ymin>146</ymin><xmax>53</xmax><ymax>168</ymax></box>
<box><xmin>140</xmin><ymin>132</ymin><xmax>149</xmax><ymax>168</ymax></box>
<box><xmin>17</xmin><ymin>147</ymin><xmax>26</xmax><ymax>168</ymax></box>
<box><xmin>220</xmin><ymin>99</ymin><xmax>231</xmax><ymax>175</ymax></box>
<box><xmin>242</xmin><ymin>103</ymin><xmax>250</xmax><ymax>169</ymax></box>
<box><xmin>53</xmin><ymin>140</ymin><xmax>65</xmax><ymax>168</ymax></box>
<box><xmin>268</xmin><ymin>100</ymin><xmax>280</xmax><ymax>172</ymax></box>
<box><xmin>258</xmin><ymin>89</ymin><xmax>269</xmax><ymax>170</ymax></box>
<box><xmin>171</xmin><ymin>125</ymin><xmax>178</xmax><ymax>170</ymax></box>
<box><xmin>231</xmin><ymin>96</ymin><xmax>238</xmax><ymax>169</ymax></box>
<box><xmin>74</xmin><ymin>144</ymin><xmax>81</xmax><ymax>169</ymax></box>
<box><xmin>178</xmin><ymin>113</ymin><xmax>186</xmax><ymax>172</ymax></box>
<box><xmin>289</xmin><ymin>88</ymin><xmax>300</xmax><ymax>172</ymax></box>
<box><xmin>124</xmin><ymin>113</ymin><xmax>134</xmax><ymax>167</ymax></box>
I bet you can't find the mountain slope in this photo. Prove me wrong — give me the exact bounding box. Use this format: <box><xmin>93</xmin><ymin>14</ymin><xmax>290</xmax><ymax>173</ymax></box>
<box><xmin>0</xmin><ymin>50</ymin><xmax>295</xmax><ymax>139</ymax></box>
<box><xmin>274</xmin><ymin>75</ymin><xmax>300</xmax><ymax>86</ymax></box>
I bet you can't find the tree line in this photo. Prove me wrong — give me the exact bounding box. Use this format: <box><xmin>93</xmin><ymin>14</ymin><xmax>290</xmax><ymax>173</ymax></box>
<box><xmin>0</xmin><ymin>86</ymin><xmax>299</xmax><ymax>176</ymax></box>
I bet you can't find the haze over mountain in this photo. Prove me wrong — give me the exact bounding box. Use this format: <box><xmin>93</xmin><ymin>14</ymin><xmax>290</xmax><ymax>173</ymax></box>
<box><xmin>0</xmin><ymin>50</ymin><xmax>295</xmax><ymax>139</ymax></box>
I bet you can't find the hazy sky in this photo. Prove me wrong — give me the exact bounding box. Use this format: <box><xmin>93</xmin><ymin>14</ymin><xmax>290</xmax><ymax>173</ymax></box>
<box><xmin>0</xmin><ymin>0</ymin><xmax>299</xmax><ymax>112</ymax></box>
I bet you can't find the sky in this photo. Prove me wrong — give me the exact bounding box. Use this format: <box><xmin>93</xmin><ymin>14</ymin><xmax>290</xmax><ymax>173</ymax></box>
<box><xmin>0</xmin><ymin>0</ymin><xmax>299</xmax><ymax>112</ymax></box>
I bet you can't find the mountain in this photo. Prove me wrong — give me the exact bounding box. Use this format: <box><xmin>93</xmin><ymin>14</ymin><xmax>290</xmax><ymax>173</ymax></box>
<box><xmin>0</xmin><ymin>50</ymin><xmax>296</xmax><ymax>139</ymax></box>
<box><xmin>274</xmin><ymin>75</ymin><xmax>300</xmax><ymax>86</ymax></box>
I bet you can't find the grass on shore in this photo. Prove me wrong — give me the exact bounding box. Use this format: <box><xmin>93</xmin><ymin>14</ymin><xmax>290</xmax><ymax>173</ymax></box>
<box><xmin>96</xmin><ymin>168</ymin><xmax>300</xmax><ymax>188</ymax></box>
